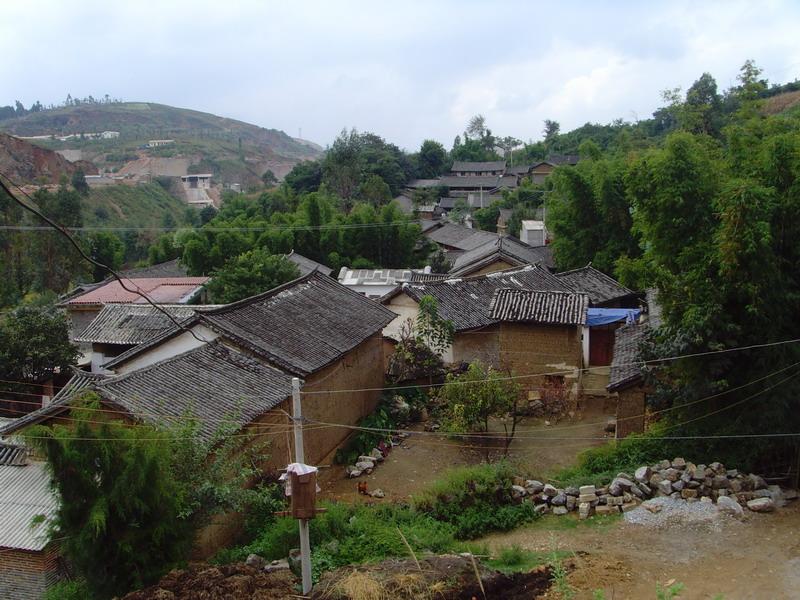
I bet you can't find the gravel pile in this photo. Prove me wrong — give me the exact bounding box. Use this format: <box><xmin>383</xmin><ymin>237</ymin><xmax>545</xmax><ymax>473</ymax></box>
<box><xmin>623</xmin><ymin>497</ymin><xmax>729</xmax><ymax>531</ymax></box>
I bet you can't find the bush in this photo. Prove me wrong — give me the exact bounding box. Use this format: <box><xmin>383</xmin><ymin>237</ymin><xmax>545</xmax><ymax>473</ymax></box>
<box><xmin>553</xmin><ymin>423</ymin><xmax>679</xmax><ymax>487</ymax></box>
<box><xmin>44</xmin><ymin>580</ymin><xmax>90</xmax><ymax>600</ymax></box>
<box><xmin>334</xmin><ymin>403</ymin><xmax>395</xmax><ymax>465</ymax></box>
<box><xmin>413</xmin><ymin>462</ymin><xmax>538</xmax><ymax>539</ymax></box>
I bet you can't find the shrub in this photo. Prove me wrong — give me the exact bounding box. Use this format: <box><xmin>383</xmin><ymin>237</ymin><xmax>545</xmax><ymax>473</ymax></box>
<box><xmin>44</xmin><ymin>579</ymin><xmax>90</xmax><ymax>600</ymax></box>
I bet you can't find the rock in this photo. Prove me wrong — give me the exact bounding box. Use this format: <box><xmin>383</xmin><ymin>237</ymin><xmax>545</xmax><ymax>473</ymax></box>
<box><xmin>638</xmin><ymin>483</ymin><xmax>652</xmax><ymax>497</ymax></box>
<box><xmin>511</xmin><ymin>485</ymin><xmax>527</xmax><ymax>500</ymax></box>
<box><xmin>700</xmin><ymin>496</ymin><xmax>713</xmax><ymax>504</ymax></box>
<box><xmin>370</xmin><ymin>448</ymin><xmax>384</xmax><ymax>462</ymax></box>
<box><xmin>657</xmin><ymin>480</ymin><xmax>673</xmax><ymax>495</ymax></box>
<box><xmin>579</xmin><ymin>484</ymin><xmax>596</xmax><ymax>496</ymax></box>
<box><xmin>597</xmin><ymin>494</ymin><xmax>609</xmax><ymax>505</ymax></box>
<box><xmin>726</xmin><ymin>469</ymin><xmax>739</xmax><ymax>478</ymax></box>
<box><xmin>355</xmin><ymin>460</ymin><xmax>374</xmax><ymax>471</ymax></box>
<box><xmin>578</xmin><ymin>493</ymin><xmax>599</xmax><ymax>504</ymax></box>
<box><xmin>709</xmin><ymin>461</ymin><xmax>724</xmax><ymax>473</ymax></box>
<box><xmin>369</xmin><ymin>488</ymin><xmax>385</xmax><ymax>498</ymax></box>
<box><xmin>607</xmin><ymin>496</ymin><xmax>623</xmax><ymax>506</ymax></box>
<box><xmin>615</xmin><ymin>477</ymin><xmax>634</xmax><ymax>491</ymax></box>
<box><xmin>551</xmin><ymin>493</ymin><xmax>567</xmax><ymax>507</ymax></box>
<box><xmin>669</xmin><ymin>491</ymin><xmax>682</xmax><ymax>500</ymax></box>
<box><xmin>525</xmin><ymin>480</ymin><xmax>544</xmax><ymax>494</ymax></box>
<box><xmin>747</xmin><ymin>497</ymin><xmax>775</xmax><ymax>513</ymax></box>
<box><xmin>512</xmin><ymin>476</ymin><xmax>525</xmax><ymax>487</ymax></box>
<box><xmin>264</xmin><ymin>559</ymin><xmax>290</xmax><ymax>573</ymax></box>
<box><xmin>767</xmin><ymin>485</ymin><xmax>786</xmax><ymax>507</ymax></box>
<box><xmin>565</xmin><ymin>486</ymin><xmax>580</xmax><ymax>496</ymax></box>
<box><xmin>629</xmin><ymin>484</ymin><xmax>645</xmax><ymax>499</ymax></box>
<box><xmin>357</xmin><ymin>455</ymin><xmax>376</xmax><ymax>464</ymax></box>
<box><xmin>671</xmin><ymin>480</ymin><xmax>685</xmax><ymax>492</ymax></box>
<box><xmin>553</xmin><ymin>506</ymin><xmax>569</xmax><ymax>516</ymax></box>
<box><xmin>658</xmin><ymin>460</ymin><xmax>671</xmax><ymax>470</ymax></box>
<box><xmin>608</xmin><ymin>482</ymin><xmax>623</xmax><ymax>497</ymax></box>
<box><xmin>712</xmin><ymin>475</ymin><xmax>730</xmax><ymax>490</ymax></box>
<box><xmin>348</xmin><ymin>469</ymin><xmax>362</xmax><ymax>478</ymax></box>
<box><xmin>649</xmin><ymin>473</ymin><xmax>664</xmax><ymax>487</ymax></box>
<box><xmin>596</xmin><ymin>504</ymin><xmax>619</xmax><ymax>515</ymax></box>
<box><xmin>671</xmin><ymin>457</ymin><xmax>687</xmax><ymax>469</ymax></box>
<box><xmin>634</xmin><ymin>466</ymin><xmax>652</xmax><ymax>484</ymax></box>
<box><xmin>664</xmin><ymin>468</ymin><xmax>680</xmax><ymax>482</ymax></box>
<box><xmin>543</xmin><ymin>483</ymin><xmax>558</xmax><ymax>497</ymax></box>
<box><xmin>566</xmin><ymin>495</ymin><xmax>577</xmax><ymax>510</ymax></box>
<box><xmin>245</xmin><ymin>554</ymin><xmax>266</xmax><ymax>570</ymax></box>
<box><xmin>578</xmin><ymin>502</ymin><xmax>592</xmax><ymax>520</ymax></box>
<box><xmin>534</xmin><ymin>504</ymin><xmax>549</xmax><ymax>515</ymax></box>
<box><xmin>751</xmin><ymin>489</ymin><xmax>772</xmax><ymax>499</ymax></box>
<box><xmin>686</xmin><ymin>480</ymin><xmax>701</xmax><ymax>489</ymax></box>
<box><xmin>717</xmin><ymin>495</ymin><xmax>744</xmax><ymax>518</ymax></box>
<box><xmin>642</xmin><ymin>499</ymin><xmax>663</xmax><ymax>514</ymax></box>
<box><xmin>621</xmin><ymin>502</ymin><xmax>638</xmax><ymax>513</ymax></box>
<box><xmin>681</xmin><ymin>488</ymin><xmax>698</xmax><ymax>499</ymax></box>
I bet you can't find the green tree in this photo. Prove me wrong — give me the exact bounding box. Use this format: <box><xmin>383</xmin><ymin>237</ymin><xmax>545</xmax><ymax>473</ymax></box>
<box><xmin>472</xmin><ymin>202</ymin><xmax>501</xmax><ymax>232</ymax></box>
<box><xmin>0</xmin><ymin>307</ymin><xmax>78</xmax><ymax>415</ymax></box>
<box><xmin>86</xmin><ymin>232</ymin><xmax>124</xmax><ymax>282</ymax></box>
<box><xmin>417</xmin><ymin>139</ymin><xmax>448</xmax><ymax>178</ymax></box>
<box><xmin>284</xmin><ymin>160</ymin><xmax>323</xmax><ymax>194</ymax></box>
<box><xmin>205</xmin><ymin>248</ymin><xmax>300</xmax><ymax>303</ymax></box>
<box><xmin>261</xmin><ymin>169</ymin><xmax>278</xmax><ymax>187</ymax></box>
<box><xmin>71</xmin><ymin>168</ymin><xmax>89</xmax><ymax>195</ymax></box>
<box><xmin>323</xmin><ymin>129</ymin><xmax>363</xmax><ymax>203</ymax></box>
<box><xmin>358</xmin><ymin>174</ymin><xmax>391</xmax><ymax>206</ymax></box>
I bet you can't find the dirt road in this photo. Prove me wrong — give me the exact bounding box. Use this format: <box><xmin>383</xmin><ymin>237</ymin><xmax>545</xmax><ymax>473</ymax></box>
<box><xmin>481</xmin><ymin>502</ymin><xmax>800</xmax><ymax>599</ymax></box>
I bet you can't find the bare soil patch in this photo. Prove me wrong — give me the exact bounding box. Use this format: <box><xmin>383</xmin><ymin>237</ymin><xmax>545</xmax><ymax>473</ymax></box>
<box><xmin>480</xmin><ymin>501</ymin><xmax>800</xmax><ymax>598</ymax></box>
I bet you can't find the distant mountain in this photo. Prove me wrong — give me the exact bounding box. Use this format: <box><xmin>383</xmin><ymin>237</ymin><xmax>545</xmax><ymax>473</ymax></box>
<box><xmin>0</xmin><ymin>102</ymin><xmax>322</xmax><ymax>186</ymax></box>
<box><xmin>0</xmin><ymin>131</ymin><xmax>96</xmax><ymax>184</ymax></box>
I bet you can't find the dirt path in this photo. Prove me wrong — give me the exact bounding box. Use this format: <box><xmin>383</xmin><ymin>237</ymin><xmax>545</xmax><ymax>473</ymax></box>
<box><xmin>480</xmin><ymin>502</ymin><xmax>800</xmax><ymax>599</ymax></box>
<box><xmin>318</xmin><ymin>398</ymin><xmax>613</xmax><ymax>503</ymax></box>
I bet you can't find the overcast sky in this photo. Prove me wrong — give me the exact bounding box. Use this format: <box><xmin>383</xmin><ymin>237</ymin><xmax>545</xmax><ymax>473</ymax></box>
<box><xmin>2</xmin><ymin>1</ymin><xmax>799</xmax><ymax>150</ymax></box>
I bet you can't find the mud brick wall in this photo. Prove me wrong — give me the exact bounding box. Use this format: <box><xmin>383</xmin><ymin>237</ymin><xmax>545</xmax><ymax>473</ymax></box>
<box><xmin>616</xmin><ymin>388</ymin><xmax>646</xmax><ymax>438</ymax></box>
<box><xmin>452</xmin><ymin>325</ymin><xmax>500</xmax><ymax>365</ymax></box>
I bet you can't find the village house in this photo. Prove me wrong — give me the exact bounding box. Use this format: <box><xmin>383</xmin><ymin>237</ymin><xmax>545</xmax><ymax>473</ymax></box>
<box><xmin>73</xmin><ymin>303</ymin><xmax>221</xmax><ymax>374</ymax></box>
<box><xmin>0</xmin><ymin>443</ymin><xmax>61</xmax><ymax>600</ymax></box>
<box><xmin>447</xmin><ymin>235</ymin><xmax>555</xmax><ymax>276</ymax></box>
<box><xmin>60</xmin><ymin>276</ymin><xmax>209</xmax><ymax>347</ymax></box>
<box><xmin>529</xmin><ymin>155</ymin><xmax>580</xmax><ymax>184</ymax></box>
<box><xmin>180</xmin><ymin>173</ymin><xmax>216</xmax><ymax>208</ymax></box>
<box><xmin>284</xmin><ymin>250</ymin><xmax>333</xmax><ymax>277</ymax></box>
<box><xmin>450</xmin><ymin>160</ymin><xmax>507</xmax><ymax>177</ymax></box>
<box><xmin>337</xmin><ymin>266</ymin><xmax>433</xmax><ymax>298</ymax></box>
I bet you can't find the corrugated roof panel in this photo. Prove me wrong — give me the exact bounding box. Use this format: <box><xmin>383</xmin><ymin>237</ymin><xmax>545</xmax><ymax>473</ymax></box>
<box><xmin>0</xmin><ymin>462</ymin><xmax>57</xmax><ymax>551</ymax></box>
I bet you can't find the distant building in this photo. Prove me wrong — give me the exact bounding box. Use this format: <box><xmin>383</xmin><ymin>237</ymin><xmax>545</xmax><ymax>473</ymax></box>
<box><xmin>147</xmin><ymin>139</ymin><xmax>175</xmax><ymax>148</ymax></box>
<box><xmin>450</xmin><ymin>161</ymin><xmax>507</xmax><ymax>177</ymax></box>
<box><xmin>180</xmin><ymin>174</ymin><xmax>215</xmax><ymax>208</ymax></box>
<box><xmin>100</xmin><ymin>131</ymin><xmax>120</xmax><ymax>139</ymax></box>
<box><xmin>338</xmin><ymin>266</ymin><xmax>433</xmax><ymax>298</ymax></box>
<box><xmin>520</xmin><ymin>220</ymin><xmax>547</xmax><ymax>246</ymax></box>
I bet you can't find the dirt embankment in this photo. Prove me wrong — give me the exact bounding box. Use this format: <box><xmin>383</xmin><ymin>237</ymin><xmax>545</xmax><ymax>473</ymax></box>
<box><xmin>0</xmin><ymin>132</ymin><xmax>97</xmax><ymax>183</ymax></box>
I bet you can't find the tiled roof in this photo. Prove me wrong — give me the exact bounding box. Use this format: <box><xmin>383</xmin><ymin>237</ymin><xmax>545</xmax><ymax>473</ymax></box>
<box><xmin>0</xmin><ymin>370</ymin><xmax>107</xmax><ymax>437</ymax></box>
<box><xmin>1</xmin><ymin>343</ymin><xmax>294</xmax><ymax>443</ymax></box>
<box><xmin>0</xmin><ymin>461</ymin><xmax>58</xmax><ymax>551</ymax></box>
<box><xmin>608</xmin><ymin>323</ymin><xmax>648</xmax><ymax>391</ymax></box>
<box><xmin>555</xmin><ymin>265</ymin><xmax>636</xmax><ymax>306</ymax></box>
<box><xmin>401</xmin><ymin>265</ymin><xmax>569</xmax><ymax>331</ymax></box>
<box><xmin>58</xmin><ymin>260</ymin><xmax>190</xmax><ymax>304</ymax></box>
<box><xmin>99</xmin><ymin>342</ymin><xmax>293</xmax><ymax>441</ymax></box>
<box><xmin>424</xmin><ymin>222</ymin><xmax>498</xmax><ymax>251</ymax></box>
<box><xmin>488</xmin><ymin>288</ymin><xmax>589</xmax><ymax>325</ymax></box>
<box><xmin>66</xmin><ymin>277</ymin><xmax>208</xmax><ymax>306</ymax></box>
<box><xmin>285</xmin><ymin>251</ymin><xmax>332</xmax><ymax>277</ymax></box>
<box><xmin>506</xmin><ymin>165</ymin><xmax>532</xmax><ymax>175</ymax></box>
<box><xmin>448</xmin><ymin>236</ymin><xmax>555</xmax><ymax>275</ymax></box>
<box><xmin>405</xmin><ymin>179</ymin><xmax>441</xmax><ymax>189</ymax></box>
<box><xmin>199</xmin><ymin>272</ymin><xmax>395</xmax><ymax>375</ymax></box>
<box><xmin>0</xmin><ymin>443</ymin><xmax>28</xmax><ymax>466</ymax></box>
<box><xmin>75</xmin><ymin>304</ymin><xmax>220</xmax><ymax>345</ymax></box>
<box><xmin>409</xmin><ymin>272</ymin><xmax>449</xmax><ymax>283</ymax></box>
<box><xmin>451</xmin><ymin>161</ymin><xmax>507</xmax><ymax>172</ymax></box>
<box><xmin>338</xmin><ymin>268</ymin><xmax>421</xmax><ymax>286</ymax></box>
<box><xmin>439</xmin><ymin>175</ymin><xmax>504</xmax><ymax>188</ymax></box>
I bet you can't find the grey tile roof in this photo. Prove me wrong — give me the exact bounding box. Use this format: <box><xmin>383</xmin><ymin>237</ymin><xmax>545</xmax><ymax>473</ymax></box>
<box><xmin>401</xmin><ymin>265</ymin><xmax>569</xmax><ymax>331</ymax></box>
<box><xmin>448</xmin><ymin>236</ymin><xmax>555</xmax><ymax>275</ymax></box>
<box><xmin>285</xmin><ymin>251</ymin><xmax>332</xmax><ymax>277</ymax></box>
<box><xmin>488</xmin><ymin>288</ymin><xmax>589</xmax><ymax>325</ymax></box>
<box><xmin>555</xmin><ymin>265</ymin><xmax>636</xmax><ymax>306</ymax></box>
<box><xmin>409</xmin><ymin>272</ymin><xmax>449</xmax><ymax>283</ymax></box>
<box><xmin>506</xmin><ymin>165</ymin><xmax>532</xmax><ymax>175</ymax></box>
<box><xmin>438</xmin><ymin>175</ymin><xmax>504</xmax><ymax>188</ymax></box>
<box><xmin>451</xmin><ymin>161</ymin><xmax>507</xmax><ymax>172</ymax></box>
<box><xmin>0</xmin><ymin>461</ymin><xmax>58</xmax><ymax>551</ymax></box>
<box><xmin>74</xmin><ymin>304</ymin><xmax>218</xmax><ymax>345</ymax></box>
<box><xmin>424</xmin><ymin>222</ymin><xmax>498</xmax><ymax>251</ymax></box>
<box><xmin>98</xmin><ymin>342</ymin><xmax>293</xmax><ymax>441</ymax></box>
<box><xmin>608</xmin><ymin>323</ymin><xmax>648</xmax><ymax>391</ymax></box>
<box><xmin>1</xmin><ymin>343</ymin><xmax>294</xmax><ymax>443</ymax></box>
<box><xmin>547</xmin><ymin>154</ymin><xmax>580</xmax><ymax>166</ymax></box>
<box><xmin>0</xmin><ymin>443</ymin><xmax>28</xmax><ymax>466</ymax></box>
<box><xmin>193</xmin><ymin>271</ymin><xmax>396</xmax><ymax>376</ymax></box>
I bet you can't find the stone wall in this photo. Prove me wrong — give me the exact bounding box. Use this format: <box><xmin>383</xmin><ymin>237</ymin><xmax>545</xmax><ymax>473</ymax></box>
<box><xmin>0</xmin><ymin>547</ymin><xmax>61</xmax><ymax>600</ymax></box>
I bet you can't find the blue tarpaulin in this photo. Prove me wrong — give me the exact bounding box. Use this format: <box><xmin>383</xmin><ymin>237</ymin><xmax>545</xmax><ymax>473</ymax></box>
<box><xmin>587</xmin><ymin>308</ymin><xmax>640</xmax><ymax>327</ymax></box>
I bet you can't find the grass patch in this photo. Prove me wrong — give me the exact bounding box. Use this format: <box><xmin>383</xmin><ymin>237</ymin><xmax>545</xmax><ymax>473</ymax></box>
<box><xmin>551</xmin><ymin>423</ymin><xmax>677</xmax><ymax>487</ymax></box>
<box><xmin>484</xmin><ymin>546</ymin><xmax>568</xmax><ymax>574</ymax></box>
<box><xmin>216</xmin><ymin>463</ymin><xmax>539</xmax><ymax>582</ymax></box>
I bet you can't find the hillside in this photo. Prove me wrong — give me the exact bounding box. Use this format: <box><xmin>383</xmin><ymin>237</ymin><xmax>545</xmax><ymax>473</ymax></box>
<box><xmin>82</xmin><ymin>183</ymin><xmax>190</xmax><ymax>229</ymax></box>
<box><xmin>0</xmin><ymin>102</ymin><xmax>322</xmax><ymax>187</ymax></box>
<box><xmin>0</xmin><ymin>132</ymin><xmax>96</xmax><ymax>184</ymax></box>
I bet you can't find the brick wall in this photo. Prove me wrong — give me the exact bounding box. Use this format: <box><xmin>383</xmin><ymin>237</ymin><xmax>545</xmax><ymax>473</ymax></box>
<box><xmin>615</xmin><ymin>388</ymin><xmax>646</xmax><ymax>438</ymax></box>
<box><xmin>0</xmin><ymin>546</ymin><xmax>61</xmax><ymax>600</ymax></box>
<box><xmin>498</xmin><ymin>322</ymin><xmax>582</xmax><ymax>396</ymax></box>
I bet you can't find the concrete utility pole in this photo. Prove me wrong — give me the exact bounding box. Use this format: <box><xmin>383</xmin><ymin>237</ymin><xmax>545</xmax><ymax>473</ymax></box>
<box><xmin>291</xmin><ymin>377</ymin><xmax>313</xmax><ymax>595</ymax></box>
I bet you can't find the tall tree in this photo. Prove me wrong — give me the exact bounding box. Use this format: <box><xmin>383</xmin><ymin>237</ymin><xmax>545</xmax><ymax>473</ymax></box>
<box><xmin>417</xmin><ymin>139</ymin><xmax>448</xmax><ymax>178</ymax></box>
<box><xmin>205</xmin><ymin>248</ymin><xmax>300</xmax><ymax>303</ymax></box>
